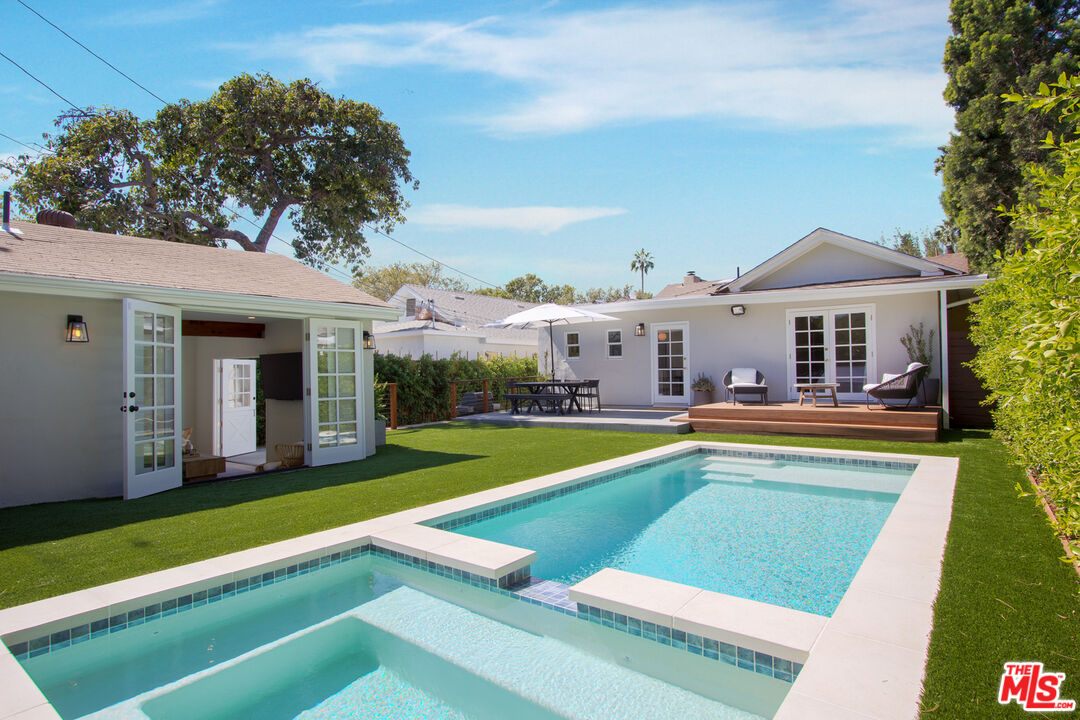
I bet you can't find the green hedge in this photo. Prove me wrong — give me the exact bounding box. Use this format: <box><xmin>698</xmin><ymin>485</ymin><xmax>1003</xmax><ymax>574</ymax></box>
<box><xmin>971</xmin><ymin>76</ymin><xmax>1080</xmax><ymax>556</ymax></box>
<box><xmin>374</xmin><ymin>353</ymin><xmax>538</xmax><ymax>425</ymax></box>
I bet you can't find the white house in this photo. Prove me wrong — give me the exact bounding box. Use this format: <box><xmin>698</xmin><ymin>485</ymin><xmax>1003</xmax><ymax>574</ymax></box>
<box><xmin>375</xmin><ymin>285</ymin><xmax>539</xmax><ymax>360</ymax></box>
<box><xmin>541</xmin><ymin>229</ymin><xmax>987</xmax><ymax>427</ymax></box>
<box><xmin>0</xmin><ymin>218</ymin><xmax>399</xmax><ymax>507</ymax></box>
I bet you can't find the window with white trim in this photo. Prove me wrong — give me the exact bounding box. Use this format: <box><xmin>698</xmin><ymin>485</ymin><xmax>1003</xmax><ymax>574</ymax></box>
<box><xmin>607</xmin><ymin>329</ymin><xmax>623</xmax><ymax>358</ymax></box>
<box><xmin>566</xmin><ymin>332</ymin><xmax>580</xmax><ymax>359</ymax></box>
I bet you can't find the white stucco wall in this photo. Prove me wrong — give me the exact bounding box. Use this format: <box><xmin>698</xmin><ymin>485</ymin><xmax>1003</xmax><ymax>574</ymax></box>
<box><xmin>376</xmin><ymin>332</ymin><xmax>487</xmax><ymax>360</ymax></box>
<box><xmin>0</xmin><ymin>291</ymin><xmax>123</xmax><ymax>507</ymax></box>
<box><xmin>745</xmin><ymin>244</ymin><xmax>919</xmax><ymax>291</ymax></box>
<box><xmin>548</xmin><ymin>291</ymin><xmax>942</xmax><ymax>407</ymax></box>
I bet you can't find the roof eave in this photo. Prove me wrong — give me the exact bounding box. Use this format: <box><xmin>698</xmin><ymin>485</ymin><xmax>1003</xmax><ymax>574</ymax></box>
<box><xmin>0</xmin><ymin>272</ymin><xmax>401</xmax><ymax>320</ymax></box>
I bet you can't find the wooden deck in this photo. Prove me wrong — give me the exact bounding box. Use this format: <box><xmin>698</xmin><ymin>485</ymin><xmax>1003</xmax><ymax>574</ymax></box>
<box><xmin>683</xmin><ymin>401</ymin><xmax>941</xmax><ymax>442</ymax></box>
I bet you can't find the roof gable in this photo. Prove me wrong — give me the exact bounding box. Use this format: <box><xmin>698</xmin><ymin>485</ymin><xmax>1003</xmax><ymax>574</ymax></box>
<box><xmin>0</xmin><ymin>221</ymin><xmax>389</xmax><ymax>308</ymax></box>
<box><xmin>722</xmin><ymin>228</ymin><xmax>958</xmax><ymax>293</ymax></box>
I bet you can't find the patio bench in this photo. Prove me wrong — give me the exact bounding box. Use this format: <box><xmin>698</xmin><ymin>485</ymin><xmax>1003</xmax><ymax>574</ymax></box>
<box><xmin>508</xmin><ymin>392</ymin><xmax>571</xmax><ymax>415</ymax></box>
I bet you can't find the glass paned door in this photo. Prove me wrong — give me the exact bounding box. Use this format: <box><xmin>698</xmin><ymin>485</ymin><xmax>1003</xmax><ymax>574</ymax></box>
<box><xmin>652</xmin><ymin>322</ymin><xmax>690</xmax><ymax>404</ymax></box>
<box><xmin>787</xmin><ymin>307</ymin><xmax>874</xmax><ymax>401</ymax></box>
<box><xmin>123</xmin><ymin>299</ymin><xmax>182</xmax><ymax>499</ymax></box>
<box><xmin>306</xmin><ymin>319</ymin><xmax>366</xmax><ymax>467</ymax></box>
<box><xmin>217</xmin><ymin>359</ymin><xmax>256</xmax><ymax>457</ymax></box>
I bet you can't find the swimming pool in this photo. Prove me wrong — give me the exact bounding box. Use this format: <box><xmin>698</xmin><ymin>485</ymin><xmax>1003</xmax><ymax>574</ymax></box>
<box><xmin>0</xmin><ymin>441</ymin><xmax>958</xmax><ymax>720</ymax></box>
<box><xmin>442</xmin><ymin>452</ymin><xmax>910</xmax><ymax>616</ymax></box>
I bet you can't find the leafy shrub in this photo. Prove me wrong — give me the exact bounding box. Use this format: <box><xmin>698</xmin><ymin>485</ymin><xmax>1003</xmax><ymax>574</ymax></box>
<box><xmin>971</xmin><ymin>75</ymin><xmax>1080</xmax><ymax>556</ymax></box>
<box><xmin>374</xmin><ymin>353</ymin><xmax>538</xmax><ymax>425</ymax></box>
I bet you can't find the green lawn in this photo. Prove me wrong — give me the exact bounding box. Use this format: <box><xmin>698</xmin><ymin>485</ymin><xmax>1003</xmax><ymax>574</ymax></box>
<box><xmin>0</xmin><ymin>425</ymin><xmax>1076</xmax><ymax>718</ymax></box>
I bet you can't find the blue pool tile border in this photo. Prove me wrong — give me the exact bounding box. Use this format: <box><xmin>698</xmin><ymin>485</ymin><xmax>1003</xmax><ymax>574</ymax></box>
<box><xmin>7</xmin><ymin>543</ymin><xmax>372</xmax><ymax>663</ymax></box>
<box><xmin>428</xmin><ymin>446</ymin><xmax>917</xmax><ymax>531</ymax></box>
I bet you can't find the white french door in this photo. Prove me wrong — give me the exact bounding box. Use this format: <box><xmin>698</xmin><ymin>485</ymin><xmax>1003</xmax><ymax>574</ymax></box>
<box><xmin>216</xmin><ymin>359</ymin><xmax>256</xmax><ymax>457</ymax></box>
<box><xmin>305</xmin><ymin>319</ymin><xmax>366</xmax><ymax>467</ymax></box>
<box><xmin>786</xmin><ymin>306</ymin><xmax>875</xmax><ymax>401</ymax></box>
<box><xmin>651</xmin><ymin>322</ymin><xmax>691</xmax><ymax>405</ymax></box>
<box><xmin>122</xmin><ymin>299</ymin><xmax>182</xmax><ymax>499</ymax></box>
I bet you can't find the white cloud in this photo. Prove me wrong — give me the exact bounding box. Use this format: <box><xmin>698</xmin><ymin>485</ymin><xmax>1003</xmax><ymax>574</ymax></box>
<box><xmin>410</xmin><ymin>204</ymin><xmax>627</xmax><ymax>234</ymax></box>
<box><xmin>241</xmin><ymin>1</ymin><xmax>952</xmax><ymax>144</ymax></box>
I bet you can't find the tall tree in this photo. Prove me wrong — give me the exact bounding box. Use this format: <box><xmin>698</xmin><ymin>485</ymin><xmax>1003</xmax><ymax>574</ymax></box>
<box><xmin>4</xmin><ymin>73</ymin><xmax>415</xmax><ymax>268</ymax></box>
<box><xmin>938</xmin><ymin>0</ymin><xmax>1080</xmax><ymax>272</ymax></box>
<box><xmin>630</xmin><ymin>248</ymin><xmax>654</xmax><ymax>293</ymax></box>
<box><xmin>353</xmin><ymin>261</ymin><xmax>469</xmax><ymax>300</ymax></box>
<box><xmin>880</xmin><ymin>227</ymin><xmax>946</xmax><ymax>258</ymax></box>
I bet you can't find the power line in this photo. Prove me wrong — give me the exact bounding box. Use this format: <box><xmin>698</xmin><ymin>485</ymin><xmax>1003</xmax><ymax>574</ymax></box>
<box><xmin>15</xmin><ymin>0</ymin><xmax>169</xmax><ymax>106</ymax></box>
<box><xmin>4</xmin><ymin>25</ymin><xmax>497</xmax><ymax>288</ymax></box>
<box><xmin>0</xmin><ymin>50</ymin><xmax>89</xmax><ymax>116</ymax></box>
<box><xmin>0</xmin><ymin>131</ymin><xmax>50</xmax><ymax>156</ymax></box>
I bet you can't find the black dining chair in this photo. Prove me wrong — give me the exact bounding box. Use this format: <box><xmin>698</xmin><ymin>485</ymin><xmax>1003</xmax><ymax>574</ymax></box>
<box><xmin>579</xmin><ymin>379</ymin><xmax>601</xmax><ymax>413</ymax></box>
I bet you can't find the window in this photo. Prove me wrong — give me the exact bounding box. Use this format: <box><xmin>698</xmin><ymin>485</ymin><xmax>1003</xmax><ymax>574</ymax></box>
<box><xmin>566</xmin><ymin>332</ymin><xmax>580</xmax><ymax>359</ymax></box>
<box><xmin>405</xmin><ymin>298</ymin><xmax>416</xmax><ymax>317</ymax></box>
<box><xmin>607</xmin><ymin>329</ymin><xmax>623</xmax><ymax>358</ymax></box>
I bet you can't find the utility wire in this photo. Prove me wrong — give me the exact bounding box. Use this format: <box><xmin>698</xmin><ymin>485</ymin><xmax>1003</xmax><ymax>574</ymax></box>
<box><xmin>0</xmin><ymin>131</ymin><xmax>50</xmax><ymax>155</ymax></box>
<box><xmin>6</xmin><ymin>15</ymin><xmax>499</xmax><ymax>289</ymax></box>
<box><xmin>15</xmin><ymin>0</ymin><xmax>169</xmax><ymax>106</ymax></box>
<box><xmin>0</xmin><ymin>50</ymin><xmax>89</xmax><ymax>116</ymax></box>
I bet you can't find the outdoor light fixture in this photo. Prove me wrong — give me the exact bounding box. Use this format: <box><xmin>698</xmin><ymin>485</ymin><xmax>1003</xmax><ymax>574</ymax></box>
<box><xmin>635</xmin><ymin>323</ymin><xmax>646</xmax><ymax>337</ymax></box>
<box><xmin>730</xmin><ymin>305</ymin><xmax>746</xmax><ymax>317</ymax></box>
<box><xmin>66</xmin><ymin>315</ymin><xmax>89</xmax><ymax>343</ymax></box>
<box><xmin>362</xmin><ymin>330</ymin><xmax>376</xmax><ymax>350</ymax></box>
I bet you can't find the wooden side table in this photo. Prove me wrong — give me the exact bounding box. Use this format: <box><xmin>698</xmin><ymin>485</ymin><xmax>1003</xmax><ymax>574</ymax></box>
<box><xmin>795</xmin><ymin>383</ymin><xmax>840</xmax><ymax>407</ymax></box>
<box><xmin>183</xmin><ymin>454</ymin><xmax>226</xmax><ymax>482</ymax></box>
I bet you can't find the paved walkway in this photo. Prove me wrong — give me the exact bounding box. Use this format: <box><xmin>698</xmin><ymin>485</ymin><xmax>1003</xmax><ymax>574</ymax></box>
<box><xmin>453</xmin><ymin>407</ymin><xmax>692</xmax><ymax>434</ymax></box>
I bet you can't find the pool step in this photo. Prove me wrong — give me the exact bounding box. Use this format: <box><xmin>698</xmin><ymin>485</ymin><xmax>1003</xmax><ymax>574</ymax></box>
<box><xmin>703</xmin><ymin>458</ymin><xmax>782</xmax><ymax>470</ymax></box>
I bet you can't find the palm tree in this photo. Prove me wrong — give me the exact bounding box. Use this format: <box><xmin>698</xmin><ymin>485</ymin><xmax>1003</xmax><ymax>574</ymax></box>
<box><xmin>630</xmin><ymin>248</ymin><xmax>654</xmax><ymax>294</ymax></box>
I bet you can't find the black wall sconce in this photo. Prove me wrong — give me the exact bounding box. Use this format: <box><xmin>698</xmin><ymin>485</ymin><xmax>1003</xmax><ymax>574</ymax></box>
<box><xmin>634</xmin><ymin>322</ymin><xmax>646</xmax><ymax>337</ymax></box>
<box><xmin>362</xmin><ymin>330</ymin><xmax>376</xmax><ymax>350</ymax></box>
<box><xmin>66</xmin><ymin>314</ymin><xmax>89</xmax><ymax>342</ymax></box>
<box><xmin>730</xmin><ymin>305</ymin><xmax>746</xmax><ymax>317</ymax></box>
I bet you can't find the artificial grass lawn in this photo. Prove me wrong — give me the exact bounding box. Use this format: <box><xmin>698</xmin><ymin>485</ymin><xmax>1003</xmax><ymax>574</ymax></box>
<box><xmin>0</xmin><ymin>425</ymin><xmax>1076</xmax><ymax>718</ymax></box>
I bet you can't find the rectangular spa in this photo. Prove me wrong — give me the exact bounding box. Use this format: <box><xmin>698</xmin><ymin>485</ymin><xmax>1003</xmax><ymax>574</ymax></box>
<box><xmin>436</xmin><ymin>451</ymin><xmax>912</xmax><ymax>617</ymax></box>
<box><xmin>0</xmin><ymin>441</ymin><xmax>958</xmax><ymax>720</ymax></box>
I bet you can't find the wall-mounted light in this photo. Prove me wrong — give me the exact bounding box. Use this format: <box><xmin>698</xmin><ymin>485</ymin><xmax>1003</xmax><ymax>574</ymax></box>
<box><xmin>730</xmin><ymin>305</ymin><xmax>746</xmax><ymax>317</ymax></box>
<box><xmin>66</xmin><ymin>314</ymin><xmax>89</xmax><ymax>342</ymax></box>
<box><xmin>362</xmin><ymin>330</ymin><xmax>376</xmax><ymax>350</ymax></box>
<box><xmin>634</xmin><ymin>322</ymin><xmax>646</xmax><ymax>337</ymax></box>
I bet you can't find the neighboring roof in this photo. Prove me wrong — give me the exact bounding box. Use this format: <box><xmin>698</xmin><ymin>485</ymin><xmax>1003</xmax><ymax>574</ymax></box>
<box><xmin>655</xmin><ymin>278</ymin><xmax>729</xmax><ymax>299</ymax></box>
<box><xmin>392</xmin><ymin>284</ymin><xmax>538</xmax><ymax>326</ymax></box>
<box><xmin>720</xmin><ymin>228</ymin><xmax>963</xmax><ymax>294</ymax></box>
<box><xmin>0</xmin><ymin>220</ymin><xmax>389</xmax><ymax>309</ymax></box>
<box><xmin>374</xmin><ymin>317</ymin><xmax>535</xmax><ymax>344</ymax></box>
<box><xmin>924</xmin><ymin>252</ymin><xmax>970</xmax><ymax>274</ymax></box>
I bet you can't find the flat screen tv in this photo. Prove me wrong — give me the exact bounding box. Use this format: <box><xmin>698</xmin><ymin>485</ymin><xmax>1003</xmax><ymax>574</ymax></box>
<box><xmin>260</xmin><ymin>352</ymin><xmax>303</xmax><ymax>401</ymax></box>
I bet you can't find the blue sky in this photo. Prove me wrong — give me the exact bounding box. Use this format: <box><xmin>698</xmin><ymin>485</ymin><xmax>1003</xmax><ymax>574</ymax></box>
<box><xmin>1</xmin><ymin>0</ymin><xmax>954</xmax><ymax>293</ymax></box>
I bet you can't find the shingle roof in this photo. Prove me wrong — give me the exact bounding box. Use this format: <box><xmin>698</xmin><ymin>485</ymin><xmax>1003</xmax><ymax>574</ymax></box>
<box><xmin>924</xmin><ymin>252</ymin><xmax>970</xmax><ymax>274</ymax></box>
<box><xmin>654</xmin><ymin>278</ymin><xmax>730</xmax><ymax>299</ymax></box>
<box><xmin>0</xmin><ymin>220</ymin><xmax>389</xmax><ymax>308</ymax></box>
<box><xmin>396</xmin><ymin>284</ymin><xmax>538</xmax><ymax>325</ymax></box>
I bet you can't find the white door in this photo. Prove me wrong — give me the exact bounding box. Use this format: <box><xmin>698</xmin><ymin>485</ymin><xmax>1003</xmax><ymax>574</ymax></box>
<box><xmin>218</xmin><ymin>359</ymin><xmax>256</xmax><ymax>457</ymax></box>
<box><xmin>786</xmin><ymin>306</ymin><xmax>875</xmax><ymax>401</ymax></box>
<box><xmin>305</xmin><ymin>319</ymin><xmax>366</xmax><ymax>467</ymax></box>
<box><xmin>122</xmin><ymin>298</ymin><xmax>182</xmax><ymax>499</ymax></box>
<box><xmin>651</xmin><ymin>322</ymin><xmax>691</xmax><ymax>405</ymax></box>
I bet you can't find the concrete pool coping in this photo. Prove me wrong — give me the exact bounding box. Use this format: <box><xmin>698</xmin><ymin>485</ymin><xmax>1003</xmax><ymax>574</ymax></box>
<box><xmin>0</xmin><ymin>440</ymin><xmax>957</xmax><ymax>720</ymax></box>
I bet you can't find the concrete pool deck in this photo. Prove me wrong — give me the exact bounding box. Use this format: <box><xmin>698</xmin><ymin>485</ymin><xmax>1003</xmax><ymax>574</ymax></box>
<box><xmin>0</xmin><ymin>440</ymin><xmax>957</xmax><ymax>720</ymax></box>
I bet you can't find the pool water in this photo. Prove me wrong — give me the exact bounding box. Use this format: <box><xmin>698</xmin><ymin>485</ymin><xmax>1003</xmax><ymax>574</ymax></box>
<box><xmin>453</xmin><ymin>454</ymin><xmax>908</xmax><ymax>616</ymax></box>
<box><xmin>18</xmin><ymin>559</ymin><xmax>765</xmax><ymax>720</ymax></box>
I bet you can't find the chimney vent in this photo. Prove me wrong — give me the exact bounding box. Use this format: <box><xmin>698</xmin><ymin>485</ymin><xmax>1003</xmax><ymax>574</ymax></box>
<box><xmin>2</xmin><ymin>191</ymin><xmax>10</xmax><ymax>230</ymax></box>
<box><xmin>683</xmin><ymin>271</ymin><xmax>702</xmax><ymax>286</ymax></box>
<box><xmin>36</xmin><ymin>209</ymin><xmax>77</xmax><ymax>229</ymax></box>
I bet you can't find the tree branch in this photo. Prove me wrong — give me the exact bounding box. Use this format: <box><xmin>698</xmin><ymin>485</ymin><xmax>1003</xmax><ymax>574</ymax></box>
<box><xmin>179</xmin><ymin>210</ymin><xmax>256</xmax><ymax>249</ymax></box>
<box><xmin>254</xmin><ymin>194</ymin><xmax>298</xmax><ymax>252</ymax></box>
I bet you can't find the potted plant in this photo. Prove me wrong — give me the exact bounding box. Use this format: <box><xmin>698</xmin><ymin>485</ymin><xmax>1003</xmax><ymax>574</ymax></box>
<box><xmin>900</xmin><ymin>322</ymin><xmax>938</xmax><ymax>406</ymax></box>
<box><xmin>691</xmin><ymin>373</ymin><xmax>716</xmax><ymax>405</ymax></box>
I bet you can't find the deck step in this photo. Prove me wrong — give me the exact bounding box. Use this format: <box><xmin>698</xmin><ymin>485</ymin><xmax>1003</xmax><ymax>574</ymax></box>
<box><xmin>689</xmin><ymin>404</ymin><xmax>940</xmax><ymax>429</ymax></box>
<box><xmin>689</xmin><ymin>418</ymin><xmax>938</xmax><ymax>442</ymax></box>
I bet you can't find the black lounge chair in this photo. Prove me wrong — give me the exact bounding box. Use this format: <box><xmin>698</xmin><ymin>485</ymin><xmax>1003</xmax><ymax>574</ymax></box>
<box><xmin>862</xmin><ymin>362</ymin><xmax>928</xmax><ymax>409</ymax></box>
<box><xmin>723</xmin><ymin>368</ymin><xmax>768</xmax><ymax>405</ymax></box>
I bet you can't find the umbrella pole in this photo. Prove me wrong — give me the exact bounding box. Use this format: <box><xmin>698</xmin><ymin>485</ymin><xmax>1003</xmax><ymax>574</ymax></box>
<box><xmin>548</xmin><ymin>320</ymin><xmax>556</xmax><ymax>382</ymax></box>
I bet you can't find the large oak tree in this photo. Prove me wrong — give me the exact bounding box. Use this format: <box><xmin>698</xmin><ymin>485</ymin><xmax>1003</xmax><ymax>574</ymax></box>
<box><xmin>5</xmin><ymin>73</ymin><xmax>415</xmax><ymax>268</ymax></box>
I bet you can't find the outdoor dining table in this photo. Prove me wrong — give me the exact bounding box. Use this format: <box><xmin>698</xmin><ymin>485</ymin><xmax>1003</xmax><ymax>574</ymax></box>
<box><xmin>507</xmin><ymin>380</ymin><xmax>591</xmax><ymax>414</ymax></box>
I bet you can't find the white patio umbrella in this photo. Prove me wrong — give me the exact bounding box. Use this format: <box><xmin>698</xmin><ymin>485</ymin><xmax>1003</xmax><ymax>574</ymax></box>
<box><xmin>486</xmin><ymin>303</ymin><xmax>618</xmax><ymax>381</ymax></box>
